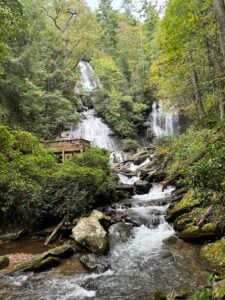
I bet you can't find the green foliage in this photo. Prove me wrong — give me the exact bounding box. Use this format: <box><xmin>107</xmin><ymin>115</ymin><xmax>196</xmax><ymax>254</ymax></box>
<box><xmin>122</xmin><ymin>138</ymin><xmax>139</xmax><ymax>152</ymax></box>
<box><xmin>0</xmin><ymin>127</ymin><xmax>116</xmax><ymax>229</ymax></box>
<box><xmin>192</xmin><ymin>289</ymin><xmax>212</xmax><ymax>300</ymax></box>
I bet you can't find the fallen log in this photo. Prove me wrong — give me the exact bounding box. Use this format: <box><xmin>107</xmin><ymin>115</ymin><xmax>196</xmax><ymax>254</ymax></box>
<box><xmin>197</xmin><ymin>206</ymin><xmax>212</xmax><ymax>227</ymax></box>
<box><xmin>44</xmin><ymin>216</ymin><xmax>67</xmax><ymax>246</ymax></box>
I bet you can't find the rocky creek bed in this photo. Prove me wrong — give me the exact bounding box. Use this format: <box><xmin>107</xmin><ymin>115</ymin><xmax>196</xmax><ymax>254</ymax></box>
<box><xmin>0</xmin><ymin>149</ymin><xmax>222</xmax><ymax>300</ymax></box>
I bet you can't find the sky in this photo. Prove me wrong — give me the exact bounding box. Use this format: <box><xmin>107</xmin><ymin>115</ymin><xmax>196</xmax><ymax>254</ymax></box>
<box><xmin>86</xmin><ymin>0</ymin><xmax>167</xmax><ymax>12</ymax></box>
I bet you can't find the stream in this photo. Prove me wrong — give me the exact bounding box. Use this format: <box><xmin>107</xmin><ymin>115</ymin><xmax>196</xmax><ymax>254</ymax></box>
<box><xmin>0</xmin><ymin>61</ymin><xmax>210</xmax><ymax>299</ymax></box>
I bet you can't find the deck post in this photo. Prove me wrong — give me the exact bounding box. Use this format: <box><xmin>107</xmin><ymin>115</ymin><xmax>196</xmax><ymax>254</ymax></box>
<box><xmin>62</xmin><ymin>150</ymin><xmax>65</xmax><ymax>163</ymax></box>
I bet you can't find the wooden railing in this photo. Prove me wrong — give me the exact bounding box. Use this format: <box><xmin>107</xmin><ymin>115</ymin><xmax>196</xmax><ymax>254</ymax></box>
<box><xmin>42</xmin><ymin>139</ymin><xmax>91</xmax><ymax>162</ymax></box>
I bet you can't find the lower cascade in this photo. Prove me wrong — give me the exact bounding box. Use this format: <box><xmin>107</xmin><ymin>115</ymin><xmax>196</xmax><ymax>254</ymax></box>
<box><xmin>0</xmin><ymin>157</ymin><xmax>209</xmax><ymax>300</ymax></box>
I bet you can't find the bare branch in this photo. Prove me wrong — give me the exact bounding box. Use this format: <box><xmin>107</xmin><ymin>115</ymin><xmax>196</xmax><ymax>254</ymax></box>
<box><xmin>41</xmin><ymin>6</ymin><xmax>62</xmax><ymax>31</ymax></box>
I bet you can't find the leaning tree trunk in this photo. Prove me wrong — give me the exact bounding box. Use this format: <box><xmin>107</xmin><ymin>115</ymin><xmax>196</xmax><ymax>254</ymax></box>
<box><xmin>213</xmin><ymin>0</ymin><xmax>225</xmax><ymax>65</ymax></box>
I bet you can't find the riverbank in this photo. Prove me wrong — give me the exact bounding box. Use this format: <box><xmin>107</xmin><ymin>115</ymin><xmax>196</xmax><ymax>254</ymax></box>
<box><xmin>0</xmin><ymin>147</ymin><xmax>217</xmax><ymax>300</ymax></box>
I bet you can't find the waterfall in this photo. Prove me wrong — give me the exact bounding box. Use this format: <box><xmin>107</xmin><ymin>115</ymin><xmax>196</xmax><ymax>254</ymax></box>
<box><xmin>151</xmin><ymin>101</ymin><xmax>179</xmax><ymax>137</ymax></box>
<box><xmin>78</xmin><ymin>61</ymin><xmax>102</xmax><ymax>92</ymax></box>
<box><xmin>62</xmin><ymin>61</ymin><xmax>121</xmax><ymax>154</ymax></box>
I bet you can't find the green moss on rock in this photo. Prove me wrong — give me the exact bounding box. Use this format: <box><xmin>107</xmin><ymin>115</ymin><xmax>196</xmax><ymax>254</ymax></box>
<box><xmin>201</xmin><ymin>238</ymin><xmax>225</xmax><ymax>270</ymax></box>
<box><xmin>168</xmin><ymin>191</ymin><xmax>201</xmax><ymax>222</ymax></box>
<box><xmin>15</xmin><ymin>244</ymin><xmax>74</xmax><ymax>272</ymax></box>
<box><xmin>0</xmin><ymin>256</ymin><xmax>10</xmax><ymax>270</ymax></box>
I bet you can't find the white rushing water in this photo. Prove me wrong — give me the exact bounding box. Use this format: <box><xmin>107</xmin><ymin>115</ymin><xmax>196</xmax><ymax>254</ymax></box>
<box><xmin>118</xmin><ymin>173</ymin><xmax>139</xmax><ymax>185</ymax></box>
<box><xmin>133</xmin><ymin>184</ymin><xmax>175</xmax><ymax>201</ymax></box>
<box><xmin>62</xmin><ymin>61</ymin><xmax>121</xmax><ymax>152</ymax></box>
<box><xmin>68</xmin><ymin>109</ymin><xmax>119</xmax><ymax>151</ymax></box>
<box><xmin>78</xmin><ymin>61</ymin><xmax>102</xmax><ymax>92</ymax></box>
<box><xmin>151</xmin><ymin>101</ymin><xmax>179</xmax><ymax>137</ymax></box>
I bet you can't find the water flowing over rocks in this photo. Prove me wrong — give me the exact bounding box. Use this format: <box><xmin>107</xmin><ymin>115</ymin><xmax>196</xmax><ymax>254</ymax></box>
<box><xmin>0</xmin><ymin>64</ymin><xmax>211</xmax><ymax>300</ymax></box>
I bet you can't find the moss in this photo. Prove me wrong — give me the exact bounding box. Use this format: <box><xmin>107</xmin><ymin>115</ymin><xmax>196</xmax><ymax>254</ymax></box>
<box><xmin>173</xmin><ymin>191</ymin><xmax>200</xmax><ymax>211</ymax></box>
<box><xmin>0</xmin><ymin>256</ymin><xmax>10</xmax><ymax>270</ymax></box>
<box><xmin>174</xmin><ymin>207</ymin><xmax>205</xmax><ymax>231</ymax></box>
<box><xmin>201</xmin><ymin>238</ymin><xmax>225</xmax><ymax>270</ymax></box>
<box><xmin>182</xmin><ymin>225</ymin><xmax>199</xmax><ymax>234</ymax></box>
<box><xmin>202</xmin><ymin>223</ymin><xmax>216</xmax><ymax>233</ymax></box>
<box><xmin>168</xmin><ymin>191</ymin><xmax>201</xmax><ymax>222</ymax></box>
<box><xmin>155</xmin><ymin>146</ymin><xmax>169</xmax><ymax>157</ymax></box>
<box><xmin>15</xmin><ymin>244</ymin><xmax>74</xmax><ymax>272</ymax></box>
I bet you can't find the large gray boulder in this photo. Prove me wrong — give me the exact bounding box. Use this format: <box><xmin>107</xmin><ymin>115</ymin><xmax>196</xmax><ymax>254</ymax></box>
<box><xmin>72</xmin><ymin>215</ymin><xmax>108</xmax><ymax>254</ymax></box>
<box><xmin>134</xmin><ymin>180</ymin><xmax>151</xmax><ymax>194</ymax></box>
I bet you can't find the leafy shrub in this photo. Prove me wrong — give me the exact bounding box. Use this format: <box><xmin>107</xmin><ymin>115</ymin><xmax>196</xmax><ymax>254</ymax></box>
<box><xmin>122</xmin><ymin>138</ymin><xmax>139</xmax><ymax>152</ymax></box>
<box><xmin>0</xmin><ymin>127</ymin><xmax>117</xmax><ymax>229</ymax></box>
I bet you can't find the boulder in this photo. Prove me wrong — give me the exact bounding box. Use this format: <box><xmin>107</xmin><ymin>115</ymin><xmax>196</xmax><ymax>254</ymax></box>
<box><xmin>0</xmin><ymin>256</ymin><xmax>10</xmax><ymax>270</ymax></box>
<box><xmin>174</xmin><ymin>205</ymin><xmax>225</xmax><ymax>242</ymax></box>
<box><xmin>167</xmin><ymin>191</ymin><xmax>201</xmax><ymax>222</ymax></box>
<box><xmin>15</xmin><ymin>244</ymin><xmax>74</xmax><ymax>272</ymax></box>
<box><xmin>72</xmin><ymin>217</ymin><xmax>108</xmax><ymax>254</ymax></box>
<box><xmin>134</xmin><ymin>180</ymin><xmax>151</xmax><ymax>194</ymax></box>
<box><xmin>108</xmin><ymin>222</ymin><xmax>133</xmax><ymax>248</ymax></box>
<box><xmin>116</xmin><ymin>184</ymin><xmax>134</xmax><ymax>198</ymax></box>
<box><xmin>90</xmin><ymin>210</ymin><xmax>112</xmax><ymax>229</ymax></box>
<box><xmin>79</xmin><ymin>254</ymin><xmax>110</xmax><ymax>273</ymax></box>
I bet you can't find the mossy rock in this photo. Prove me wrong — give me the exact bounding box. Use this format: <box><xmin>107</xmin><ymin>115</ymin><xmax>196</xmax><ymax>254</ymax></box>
<box><xmin>15</xmin><ymin>244</ymin><xmax>74</xmax><ymax>272</ymax></box>
<box><xmin>174</xmin><ymin>207</ymin><xmax>205</xmax><ymax>231</ymax></box>
<box><xmin>201</xmin><ymin>238</ymin><xmax>225</xmax><ymax>270</ymax></box>
<box><xmin>0</xmin><ymin>256</ymin><xmax>10</xmax><ymax>270</ymax></box>
<box><xmin>174</xmin><ymin>205</ymin><xmax>225</xmax><ymax>242</ymax></box>
<box><xmin>0</xmin><ymin>230</ymin><xmax>27</xmax><ymax>242</ymax></box>
<box><xmin>167</xmin><ymin>191</ymin><xmax>201</xmax><ymax>222</ymax></box>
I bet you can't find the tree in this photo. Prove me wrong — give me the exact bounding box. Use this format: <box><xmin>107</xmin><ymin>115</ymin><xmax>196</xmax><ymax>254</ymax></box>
<box><xmin>97</xmin><ymin>0</ymin><xmax>118</xmax><ymax>55</ymax></box>
<box><xmin>213</xmin><ymin>0</ymin><xmax>225</xmax><ymax>65</ymax></box>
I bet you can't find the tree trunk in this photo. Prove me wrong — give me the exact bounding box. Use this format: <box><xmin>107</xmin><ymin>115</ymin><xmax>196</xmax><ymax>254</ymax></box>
<box><xmin>213</xmin><ymin>0</ymin><xmax>225</xmax><ymax>65</ymax></box>
<box><xmin>215</xmin><ymin>48</ymin><xmax>225</xmax><ymax>119</ymax></box>
<box><xmin>191</xmin><ymin>66</ymin><xmax>205</xmax><ymax>119</ymax></box>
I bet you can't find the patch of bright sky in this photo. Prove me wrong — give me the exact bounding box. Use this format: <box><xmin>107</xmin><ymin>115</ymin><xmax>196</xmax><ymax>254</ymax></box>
<box><xmin>86</xmin><ymin>0</ymin><xmax>167</xmax><ymax>13</ymax></box>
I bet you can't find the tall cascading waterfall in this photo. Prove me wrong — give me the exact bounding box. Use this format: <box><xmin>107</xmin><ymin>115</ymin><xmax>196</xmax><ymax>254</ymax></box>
<box><xmin>150</xmin><ymin>101</ymin><xmax>180</xmax><ymax>138</ymax></box>
<box><xmin>62</xmin><ymin>61</ymin><xmax>122</xmax><ymax>156</ymax></box>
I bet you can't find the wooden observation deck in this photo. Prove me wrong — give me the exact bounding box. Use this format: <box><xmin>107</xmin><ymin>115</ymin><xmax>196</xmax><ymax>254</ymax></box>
<box><xmin>43</xmin><ymin>139</ymin><xmax>91</xmax><ymax>162</ymax></box>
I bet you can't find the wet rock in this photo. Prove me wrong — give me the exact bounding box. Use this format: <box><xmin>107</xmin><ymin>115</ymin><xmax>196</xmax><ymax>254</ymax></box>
<box><xmin>116</xmin><ymin>184</ymin><xmax>134</xmax><ymax>198</ymax></box>
<box><xmin>134</xmin><ymin>180</ymin><xmax>152</xmax><ymax>194</ymax></box>
<box><xmin>0</xmin><ymin>256</ymin><xmax>10</xmax><ymax>270</ymax></box>
<box><xmin>79</xmin><ymin>254</ymin><xmax>110</xmax><ymax>273</ymax></box>
<box><xmin>15</xmin><ymin>244</ymin><xmax>74</xmax><ymax>272</ymax></box>
<box><xmin>72</xmin><ymin>217</ymin><xmax>108</xmax><ymax>254</ymax></box>
<box><xmin>109</xmin><ymin>222</ymin><xmax>133</xmax><ymax>247</ymax></box>
<box><xmin>163</xmin><ymin>235</ymin><xmax>178</xmax><ymax>245</ymax></box>
<box><xmin>167</xmin><ymin>191</ymin><xmax>201</xmax><ymax>222</ymax></box>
